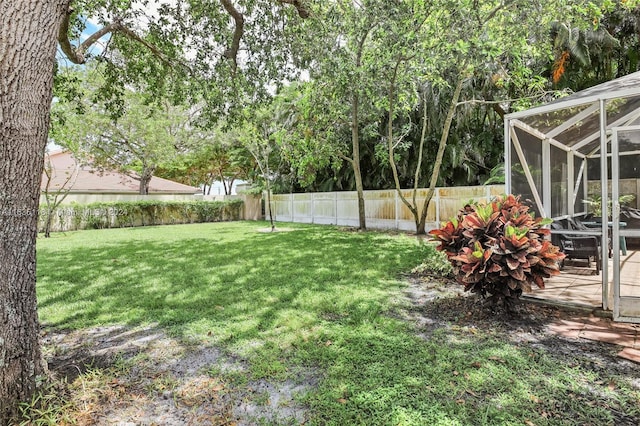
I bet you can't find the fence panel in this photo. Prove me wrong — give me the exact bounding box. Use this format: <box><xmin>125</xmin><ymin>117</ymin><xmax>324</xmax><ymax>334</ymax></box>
<box><xmin>292</xmin><ymin>193</ymin><xmax>313</xmax><ymax>223</ymax></box>
<box><xmin>335</xmin><ymin>191</ymin><xmax>360</xmax><ymax>227</ymax></box>
<box><xmin>267</xmin><ymin>185</ymin><xmax>505</xmax><ymax>232</ymax></box>
<box><xmin>313</xmin><ymin>192</ymin><xmax>337</xmax><ymax>225</ymax></box>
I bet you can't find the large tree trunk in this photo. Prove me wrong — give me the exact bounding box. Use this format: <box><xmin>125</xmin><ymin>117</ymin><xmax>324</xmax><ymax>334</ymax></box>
<box><xmin>0</xmin><ymin>1</ymin><xmax>68</xmax><ymax>423</ymax></box>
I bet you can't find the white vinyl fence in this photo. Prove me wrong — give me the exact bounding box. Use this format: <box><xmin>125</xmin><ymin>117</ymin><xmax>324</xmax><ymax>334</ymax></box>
<box><xmin>267</xmin><ymin>185</ymin><xmax>505</xmax><ymax>232</ymax></box>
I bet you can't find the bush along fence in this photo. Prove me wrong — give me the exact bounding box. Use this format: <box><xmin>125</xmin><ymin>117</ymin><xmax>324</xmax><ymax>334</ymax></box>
<box><xmin>38</xmin><ymin>199</ymin><xmax>245</xmax><ymax>233</ymax></box>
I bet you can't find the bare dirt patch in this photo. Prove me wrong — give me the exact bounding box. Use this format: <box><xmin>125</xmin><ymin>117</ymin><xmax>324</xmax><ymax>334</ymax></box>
<box><xmin>41</xmin><ymin>325</ymin><xmax>313</xmax><ymax>425</ymax></box>
<box><xmin>400</xmin><ymin>273</ymin><xmax>640</xmax><ymax>379</ymax></box>
<box><xmin>37</xmin><ymin>274</ymin><xmax>639</xmax><ymax>425</ymax></box>
<box><xmin>256</xmin><ymin>227</ymin><xmax>297</xmax><ymax>233</ymax></box>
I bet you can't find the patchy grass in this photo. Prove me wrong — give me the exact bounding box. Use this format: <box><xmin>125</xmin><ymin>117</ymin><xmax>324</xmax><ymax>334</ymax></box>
<box><xmin>34</xmin><ymin>222</ymin><xmax>640</xmax><ymax>425</ymax></box>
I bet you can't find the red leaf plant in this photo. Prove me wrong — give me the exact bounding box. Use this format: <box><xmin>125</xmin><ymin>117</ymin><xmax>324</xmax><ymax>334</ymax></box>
<box><xmin>429</xmin><ymin>194</ymin><xmax>565</xmax><ymax>309</ymax></box>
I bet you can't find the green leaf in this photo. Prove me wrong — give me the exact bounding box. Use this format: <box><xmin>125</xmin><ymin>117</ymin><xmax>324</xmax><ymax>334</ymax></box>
<box><xmin>505</xmin><ymin>225</ymin><xmax>516</xmax><ymax>238</ymax></box>
<box><xmin>472</xmin><ymin>241</ymin><xmax>483</xmax><ymax>258</ymax></box>
<box><xmin>539</xmin><ymin>218</ymin><xmax>553</xmax><ymax>226</ymax></box>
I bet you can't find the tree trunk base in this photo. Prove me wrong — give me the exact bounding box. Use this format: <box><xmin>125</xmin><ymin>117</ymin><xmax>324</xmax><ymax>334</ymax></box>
<box><xmin>482</xmin><ymin>291</ymin><xmax>523</xmax><ymax>315</ymax></box>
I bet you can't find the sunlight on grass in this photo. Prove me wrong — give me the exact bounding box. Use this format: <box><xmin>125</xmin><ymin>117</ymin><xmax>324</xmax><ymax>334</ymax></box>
<box><xmin>38</xmin><ymin>222</ymin><xmax>418</xmax><ymax>333</ymax></box>
<box><xmin>36</xmin><ymin>222</ymin><xmax>640</xmax><ymax>425</ymax></box>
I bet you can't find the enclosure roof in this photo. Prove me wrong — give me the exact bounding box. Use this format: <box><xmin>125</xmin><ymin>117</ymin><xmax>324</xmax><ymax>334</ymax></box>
<box><xmin>505</xmin><ymin>72</ymin><xmax>640</xmax><ymax>156</ymax></box>
<box><xmin>506</xmin><ymin>71</ymin><xmax>640</xmax><ymax>119</ymax></box>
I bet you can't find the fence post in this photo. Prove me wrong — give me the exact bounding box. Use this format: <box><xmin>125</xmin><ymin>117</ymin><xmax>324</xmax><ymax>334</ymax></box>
<box><xmin>311</xmin><ymin>192</ymin><xmax>315</xmax><ymax>224</ymax></box>
<box><xmin>334</xmin><ymin>192</ymin><xmax>338</xmax><ymax>225</ymax></box>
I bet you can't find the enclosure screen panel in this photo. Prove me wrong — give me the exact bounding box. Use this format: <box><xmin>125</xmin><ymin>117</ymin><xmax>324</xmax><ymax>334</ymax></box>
<box><xmin>550</xmin><ymin>145</ymin><xmax>568</xmax><ymax>217</ymax></box>
<box><xmin>511</xmin><ymin>127</ymin><xmax>542</xmax><ymax>216</ymax></box>
<box><xmin>573</xmin><ymin>156</ymin><xmax>586</xmax><ymax>215</ymax></box>
<box><xmin>614</xmin><ymin>128</ymin><xmax>640</xmax><ymax>322</ymax></box>
<box><xmin>617</xmin><ymin>131</ymin><xmax>640</xmax><ymax>234</ymax></box>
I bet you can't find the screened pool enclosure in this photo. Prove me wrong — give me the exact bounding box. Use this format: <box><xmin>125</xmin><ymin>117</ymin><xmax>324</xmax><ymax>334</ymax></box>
<box><xmin>504</xmin><ymin>71</ymin><xmax>640</xmax><ymax>323</ymax></box>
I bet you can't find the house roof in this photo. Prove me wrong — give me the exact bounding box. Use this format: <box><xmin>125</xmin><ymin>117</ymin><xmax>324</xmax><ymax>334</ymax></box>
<box><xmin>42</xmin><ymin>150</ymin><xmax>199</xmax><ymax>194</ymax></box>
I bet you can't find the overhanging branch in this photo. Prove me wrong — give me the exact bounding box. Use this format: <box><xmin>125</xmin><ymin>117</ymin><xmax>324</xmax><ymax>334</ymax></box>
<box><xmin>116</xmin><ymin>23</ymin><xmax>175</xmax><ymax>68</ymax></box>
<box><xmin>58</xmin><ymin>7</ymin><xmax>117</xmax><ymax>64</ymax></box>
<box><xmin>59</xmin><ymin>1</ymin><xmax>309</xmax><ymax>76</ymax></box>
<box><xmin>221</xmin><ymin>0</ymin><xmax>245</xmax><ymax>73</ymax></box>
<box><xmin>455</xmin><ymin>90</ymin><xmax>567</xmax><ymax>109</ymax></box>
<box><xmin>169</xmin><ymin>0</ymin><xmax>310</xmax><ymax>73</ymax></box>
<box><xmin>58</xmin><ymin>8</ymin><xmax>183</xmax><ymax>70</ymax></box>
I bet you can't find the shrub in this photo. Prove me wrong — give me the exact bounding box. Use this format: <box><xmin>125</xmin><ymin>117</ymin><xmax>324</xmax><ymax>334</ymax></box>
<box><xmin>429</xmin><ymin>194</ymin><xmax>565</xmax><ymax>309</ymax></box>
<box><xmin>411</xmin><ymin>245</ymin><xmax>453</xmax><ymax>277</ymax></box>
<box><xmin>38</xmin><ymin>199</ymin><xmax>245</xmax><ymax>233</ymax></box>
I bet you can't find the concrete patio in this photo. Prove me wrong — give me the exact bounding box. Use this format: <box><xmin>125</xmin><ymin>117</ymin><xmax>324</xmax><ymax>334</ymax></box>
<box><xmin>527</xmin><ymin>249</ymin><xmax>640</xmax><ymax>309</ymax></box>
<box><xmin>544</xmin><ymin>312</ymin><xmax>640</xmax><ymax>363</ymax></box>
<box><xmin>525</xmin><ymin>249</ymin><xmax>640</xmax><ymax>363</ymax></box>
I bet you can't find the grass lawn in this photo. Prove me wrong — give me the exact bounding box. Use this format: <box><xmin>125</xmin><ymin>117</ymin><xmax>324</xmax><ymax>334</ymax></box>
<box><xmin>35</xmin><ymin>221</ymin><xmax>640</xmax><ymax>425</ymax></box>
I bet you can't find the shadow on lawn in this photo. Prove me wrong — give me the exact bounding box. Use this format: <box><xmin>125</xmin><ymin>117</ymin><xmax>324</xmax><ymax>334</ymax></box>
<box><xmin>313</xmin><ymin>285</ymin><xmax>640</xmax><ymax>425</ymax></box>
<box><xmin>35</xmin><ymin>225</ymin><xmax>640</xmax><ymax>425</ymax></box>
<box><xmin>35</xmin><ymin>225</ymin><xmax>428</xmax><ymax>424</ymax></box>
<box><xmin>37</xmin><ymin>225</ymin><xmax>424</xmax><ymax>342</ymax></box>
<box><xmin>43</xmin><ymin>324</ymin><xmax>167</xmax><ymax>381</ymax></box>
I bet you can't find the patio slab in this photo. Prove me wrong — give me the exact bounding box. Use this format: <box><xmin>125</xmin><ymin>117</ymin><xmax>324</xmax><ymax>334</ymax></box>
<box><xmin>617</xmin><ymin>347</ymin><xmax>640</xmax><ymax>363</ymax></box>
<box><xmin>528</xmin><ymin>250</ymin><xmax>640</xmax><ymax>312</ymax></box>
<box><xmin>545</xmin><ymin>313</ymin><xmax>640</xmax><ymax>363</ymax></box>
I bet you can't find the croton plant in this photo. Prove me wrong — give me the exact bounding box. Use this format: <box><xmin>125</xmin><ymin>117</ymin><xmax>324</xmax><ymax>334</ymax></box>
<box><xmin>429</xmin><ymin>194</ymin><xmax>565</xmax><ymax>308</ymax></box>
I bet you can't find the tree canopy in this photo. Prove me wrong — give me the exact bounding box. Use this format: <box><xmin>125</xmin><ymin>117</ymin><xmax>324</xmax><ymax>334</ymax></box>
<box><xmin>52</xmin><ymin>65</ymin><xmax>194</xmax><ymax>194</ymax></box>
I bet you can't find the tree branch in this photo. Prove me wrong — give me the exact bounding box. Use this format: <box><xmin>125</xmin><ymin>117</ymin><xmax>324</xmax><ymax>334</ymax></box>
<box><xmin>455</xmin><ymin>90</ymin><xmax>568</xmax><ymax>108</ymax></box>
<box><xmin>115</xmin><ymin>22</ymin><xmax>176</xmax><ymax>68</ymax></box>
<box><xmin>58</xmin><ymin>7</ymin><xmax>186</xmax><ymax>71</ymax></box>
<box><xmin>278</xmin><ymin>0</ymin><xmax>310</xmax><ymax>18</ymax></box>
<box><xmin>355</xmin><ymin>20</ymin><xmax>379</xmax><ymax>67</ymax></box>
<box><xmin>419</xmin><ymin>67</ymin><xmax>467</xmax><ymax>231</ymax></box>
<box><xmin>58</xmin><ymin>7</ymin><xmax>118</xmax><ymax>64</ymax></box>
<box><xmin>485</xmin><ymin>0</ymin><xmax>516</xmax><ymax>23</ymax></box>
<box><xmin>387</xmin><ymin>58</ymin><xmax>418</xmax><ymax>220</ymax></box>
<box><xmin>221</xmin><ymin>0</ymin><xmax>245</xmax><ymax>73</ymax></box>
<box><xmin>338</xmin><ymin>152</ymin><xmax>354</xmax><ymax>165</ymax></box>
